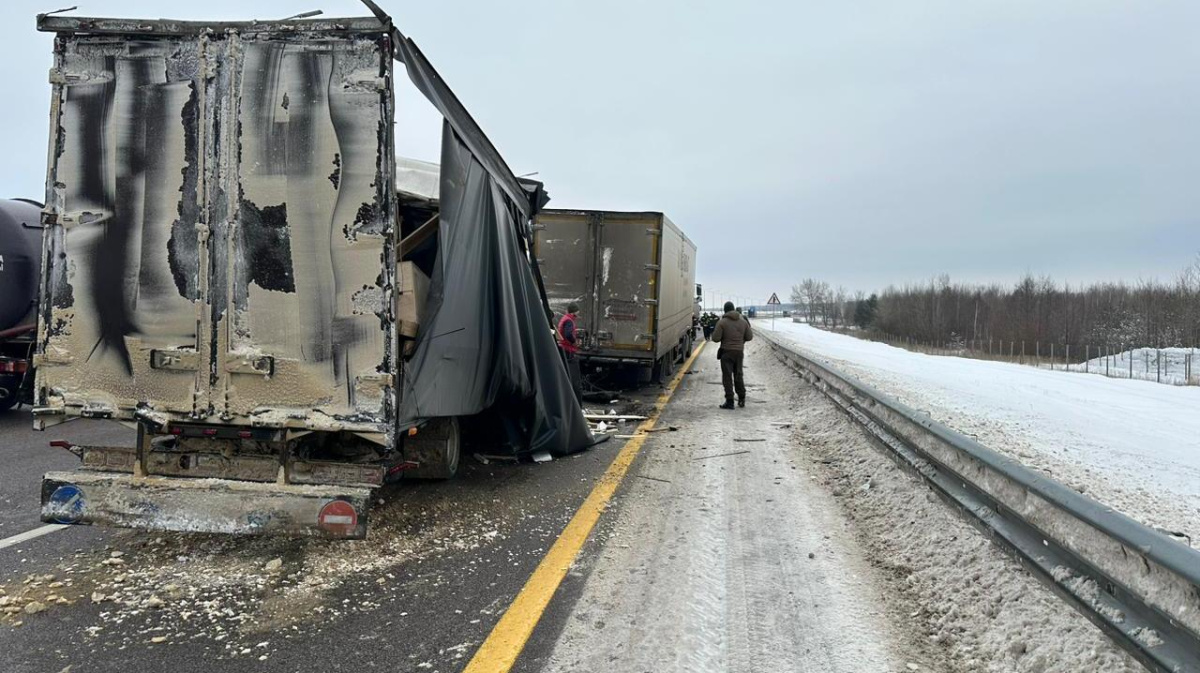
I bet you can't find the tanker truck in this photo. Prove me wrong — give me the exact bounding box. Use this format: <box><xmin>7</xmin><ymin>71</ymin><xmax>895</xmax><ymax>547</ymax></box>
<box><xmin>0</xmin><ymin>198</ymin><xmax>43</xmax><ymax>412</ymax></box>
<box><xmin>32</xmin><ymin>6</ymin><xmax>589</xmax><ymax>539</ymax></box>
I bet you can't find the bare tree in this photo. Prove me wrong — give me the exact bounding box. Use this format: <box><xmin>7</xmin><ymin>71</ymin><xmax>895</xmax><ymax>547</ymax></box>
<box><xmin>790</xmin><ymin>284</ymin><xmax>806</xmax><ymax>320</ymax></box>
<box><xmin>796</xmin><ymin>278</ymin><xmax>824</xmax><ymax>324</ymax></box>
<box><xmin>831</xmin><ymin>286</ymin><xmax>848</xmax><ymax>328</ymax></box>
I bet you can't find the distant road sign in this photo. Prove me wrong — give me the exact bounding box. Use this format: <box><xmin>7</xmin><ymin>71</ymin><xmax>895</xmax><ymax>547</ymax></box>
<box><xmin>767</xmin><ymin>293</ymin><xmax>781</xmax><ymax>305</ymax></box>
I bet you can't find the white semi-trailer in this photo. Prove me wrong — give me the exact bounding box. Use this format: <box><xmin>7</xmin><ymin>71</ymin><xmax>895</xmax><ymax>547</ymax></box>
<box><xmin>533</xmin><ymin>209</ymin><xmax>698</xmax><ymax>380</ymax></box>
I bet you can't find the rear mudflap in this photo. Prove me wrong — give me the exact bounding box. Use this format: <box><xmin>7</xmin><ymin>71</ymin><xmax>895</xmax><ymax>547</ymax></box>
<box><xmin>41</xmin><ymin>471</ymin><xmax>372</xmax><ymax>539</ymax></box>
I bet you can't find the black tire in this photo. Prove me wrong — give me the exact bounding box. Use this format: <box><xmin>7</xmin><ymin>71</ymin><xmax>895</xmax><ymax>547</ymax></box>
<box><xmin>654</xmin><ymin>352</ymin><xmax>676</xmax><ymax>383</ymax></box>
<box><xmin>404</xmin><ymin>417</ymin><xmax>461</xmax><ymax>480</ymax></box>
<box><xmin>0</xmin><ymin>375</ymin><xmax>18</xmax><ymax>412</ymax></box>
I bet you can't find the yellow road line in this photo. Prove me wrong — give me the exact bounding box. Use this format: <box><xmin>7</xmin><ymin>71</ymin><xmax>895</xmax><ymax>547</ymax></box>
<box><xmin>462</xmin><ymin>341</ymin><xmax>707</xmax><ymax>673</ymax></box>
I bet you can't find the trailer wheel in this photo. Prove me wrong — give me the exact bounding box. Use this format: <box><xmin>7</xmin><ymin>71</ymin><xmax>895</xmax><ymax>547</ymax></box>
<box><xmin>404</xmin><ymin>417</ymin><xmax>461</xmax><ymax>480</ymax></box>
<box><xmin>653</xmin><ymin>352</ymin><xmax>676</xmax><ymax>383</ymax></box>
<box><xmin>0</xmin><ymin>376</ymin><xmax>18</xmax><ymax>412</ymax></box>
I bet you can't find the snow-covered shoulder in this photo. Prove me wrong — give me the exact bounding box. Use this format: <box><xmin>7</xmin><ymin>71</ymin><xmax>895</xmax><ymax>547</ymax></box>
<box><xmin>761</xmin><ymin>320</ymin><xmax>1200</xmax><ymax>541</ymax></box>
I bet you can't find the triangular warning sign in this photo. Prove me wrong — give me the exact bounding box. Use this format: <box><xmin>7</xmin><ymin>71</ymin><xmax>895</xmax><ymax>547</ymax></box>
<box><xmin>767</xmin><ymin>292</ymin><xmax>781</xmax><ymax>305</ymax></box>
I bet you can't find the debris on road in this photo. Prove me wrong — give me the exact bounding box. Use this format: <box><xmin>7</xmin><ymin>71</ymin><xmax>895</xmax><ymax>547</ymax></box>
<box><xmin>475</xmin><ymin>454</ymin><xmax>519</xmax><ymax>463</ymax></box>
<box><xmin>692</xmin><ymin>450</ymin><xmax>751</xmax><ymax>461</ymax></box>
<box><xmin>0</xmin><ymin>481</ymin><xmax>527</xmax><ymax>656</ymax></box>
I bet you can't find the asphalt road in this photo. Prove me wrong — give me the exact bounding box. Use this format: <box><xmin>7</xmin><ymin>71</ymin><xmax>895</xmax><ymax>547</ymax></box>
<box><xmin>530</xmin><ymin>342</ymin><xmax>923</xmax><ymax>672</ymax></box>
<box><xmin>0</xmin><ymin>412</ymin><xmax>125</xmax><ymax>584</ymax></box>
<box><xmin>0</xmin><ymin>389</ymin><xmax>657</xmax><ymax>673</ymax></box>
<box><xmin>0</xmin><ymin>341</ymin><xmax>1134</xmax><ymax>673</ymax></box>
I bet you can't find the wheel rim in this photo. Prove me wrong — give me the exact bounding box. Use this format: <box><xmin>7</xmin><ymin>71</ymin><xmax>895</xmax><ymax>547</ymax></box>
<box><xmin>444</xmin><ymin>417</ymin><xmax>461</xmax><ymax>475</ymax></box>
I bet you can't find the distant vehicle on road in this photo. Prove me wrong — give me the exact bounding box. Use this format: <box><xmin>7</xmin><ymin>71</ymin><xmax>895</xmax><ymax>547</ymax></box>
<box><xmin>0</xmin><ymin>198</ymin><xmax>43</xmax><ymax>412</ymax></box>
<box><xmin>533</xmin><ymin>209</ymin><xmax>698</xmax><ymax>381</ymax></box>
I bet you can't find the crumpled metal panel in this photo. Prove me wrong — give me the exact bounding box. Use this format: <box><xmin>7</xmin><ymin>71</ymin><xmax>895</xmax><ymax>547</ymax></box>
<box><xmin>37</xmin><ymin>20</ymin><xmax>396</xmax><ymax>437</ymax></box>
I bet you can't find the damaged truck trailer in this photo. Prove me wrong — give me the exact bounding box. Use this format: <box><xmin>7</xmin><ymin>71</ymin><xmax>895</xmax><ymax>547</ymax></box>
<box><xmin>33</xmin><ymin>8</ymin><xmax>591</xmax><ymax>539</ymax></box>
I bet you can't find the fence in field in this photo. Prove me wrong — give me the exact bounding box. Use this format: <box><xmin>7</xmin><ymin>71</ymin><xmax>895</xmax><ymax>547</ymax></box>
<box><xmin>839</xmin><ymin>329</ymin><xmax>1198</xmax><ymax>386</ymax></box>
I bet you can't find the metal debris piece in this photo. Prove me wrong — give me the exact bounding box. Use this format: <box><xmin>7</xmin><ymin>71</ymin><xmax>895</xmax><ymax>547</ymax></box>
<box><xmin>692</xmin><ymin>450</ymin><xmax>750</xmax><ymax>461</ymax></box>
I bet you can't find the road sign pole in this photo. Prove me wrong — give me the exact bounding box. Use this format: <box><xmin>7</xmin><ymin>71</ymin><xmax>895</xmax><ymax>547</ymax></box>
<box><xmin>766</xmin><ymin>292</ymin><xmax>781</xmax><ymax>331</ymax></box>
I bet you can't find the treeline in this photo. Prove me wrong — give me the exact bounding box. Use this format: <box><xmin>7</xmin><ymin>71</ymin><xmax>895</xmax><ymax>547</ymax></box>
<box><xmin>794</xmin><ymin>256</ymin><xmax>1200</xmax><ymax>350</ymax></box>
<box><xmin>790</xmin><ymin>279</ymin><xmax>880</xmax><ymax>330</ymax></box>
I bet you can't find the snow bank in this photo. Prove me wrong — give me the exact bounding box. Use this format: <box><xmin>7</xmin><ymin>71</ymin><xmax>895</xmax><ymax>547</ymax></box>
<box><xmin>760</xmin><ymin>321</ymin><xmax>1200</xmax><ymax>540</ymax></box>
<box><xmin>779</xmin><ymin>363</ymin><xmax>1141</xmax><ymax>672</ymax></box>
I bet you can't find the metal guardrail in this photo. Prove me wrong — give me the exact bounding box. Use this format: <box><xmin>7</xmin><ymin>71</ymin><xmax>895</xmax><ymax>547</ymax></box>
<box><xmin>763</xmin><ymin>333</ymin><xmax>1200</xmax><ymax>673</ymax></box>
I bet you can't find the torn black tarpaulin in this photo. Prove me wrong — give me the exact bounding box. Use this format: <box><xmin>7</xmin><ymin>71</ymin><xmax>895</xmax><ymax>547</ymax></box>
<box><xmin>364</xmin><ymin>0</ymin><xmax>555</xmax><ymax>324</ymax></box>
<box><xmin>357</xmin><ymin>1</ymin><xmax>592</xmax><ymax>455</ymax></box>
<box><xmin>399</xmin><ymin>127</ymin><xmax>594</xmax><ymax>456</ymax></box>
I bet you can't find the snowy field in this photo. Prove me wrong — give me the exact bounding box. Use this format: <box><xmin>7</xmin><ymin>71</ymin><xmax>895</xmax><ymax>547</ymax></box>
<box><xmin>759</xmin><ymin>321</ymin><xmax>1200</xmax><ymax>540</ymax></box>
<box><xmin>1065</xmin><ymin>346</ymin><xmax>1197</xmax><ymax>386</ymax></box>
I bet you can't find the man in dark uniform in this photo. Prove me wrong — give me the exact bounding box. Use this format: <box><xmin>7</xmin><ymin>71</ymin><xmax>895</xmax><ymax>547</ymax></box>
<box><xmin>710</xmin><ymin>301</ymin><xmax>753</xmax><ymax>409</ymax></box>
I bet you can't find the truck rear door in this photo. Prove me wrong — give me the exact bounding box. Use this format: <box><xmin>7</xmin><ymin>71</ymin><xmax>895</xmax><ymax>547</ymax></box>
<box><xmin>594</xmin><ymin>212</ymin><xmax>658</xmax><ymax>354</ymax></box>
<box><xmin>39</xmin><ymin>32</ymin><xmax>209</xmax><ymax>418</ymax></box>
<box><xmin>38</xmin><ymin>21</ymin><xmax>395</xmax><ymax>434</ymax></box>
<box><xmin>533</xmin><ymin>210</ymin><xmax>594</xmax><ymax>325</ymax></box>
<box><xmin>216</xmin><ymin>30</ymin><xmax>394</xmax><ymax>429</ymax></box>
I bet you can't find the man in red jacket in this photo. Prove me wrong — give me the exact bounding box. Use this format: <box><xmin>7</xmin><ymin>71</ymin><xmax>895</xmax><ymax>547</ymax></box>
<box><xmin>557</xmin><ymin>303</ymin><xmax>583</xmax><ymax>404</ymax></box>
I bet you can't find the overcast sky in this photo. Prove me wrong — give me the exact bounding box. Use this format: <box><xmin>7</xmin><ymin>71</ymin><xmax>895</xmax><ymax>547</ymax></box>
<box><xmin>3</xmin><ymin>0</ymin><xmax>1198</xmax><ymax>305</ymax></box>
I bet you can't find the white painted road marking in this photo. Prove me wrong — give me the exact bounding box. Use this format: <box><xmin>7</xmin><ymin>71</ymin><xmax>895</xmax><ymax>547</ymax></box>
<box><xmin>0</xmin><ymin>524</ymin><xmax>70</xmax><ymax>551</ymax></box>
